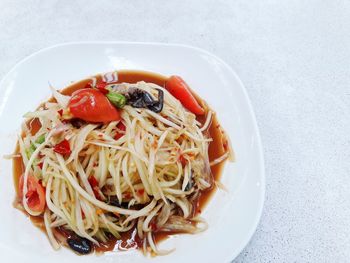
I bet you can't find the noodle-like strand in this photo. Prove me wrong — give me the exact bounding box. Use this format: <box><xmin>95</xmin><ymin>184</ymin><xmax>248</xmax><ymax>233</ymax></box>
<box><xmin>15</xmin><ymin>79</ymin><xmax>233</xmax><ymax>256</ymax></box>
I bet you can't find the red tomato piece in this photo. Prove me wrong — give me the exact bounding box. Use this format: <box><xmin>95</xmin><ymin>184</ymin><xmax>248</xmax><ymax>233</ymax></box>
<box><xmin>68</xmin><ymin>89</ymin><xmax>120</xmax><ymax>123</ymax></box>
<box><xmin>53</xmin><ymin>139</ymin><xmax>71</xmax><ymax>155</ymax></box>
<box><xmin>18</xmin><ymin>174</ymin><xmax>46</xmax><ymax>214</ymax></box>
<box><xmin>165</xmin><ymin>76</ymin><xmax>205</xmax><ymax>115</ymax></box>
<box><xmin>96</xmin><ymin>82</ymin><xmax>109</xmax><ymax>94</ymax></box>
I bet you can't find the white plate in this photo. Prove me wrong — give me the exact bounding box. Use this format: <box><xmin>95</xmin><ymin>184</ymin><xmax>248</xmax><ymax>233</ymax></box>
<box><xmin>0</xmin><ymin>42</ymin><xmax>265</xmax><ymax>263</ymax></box>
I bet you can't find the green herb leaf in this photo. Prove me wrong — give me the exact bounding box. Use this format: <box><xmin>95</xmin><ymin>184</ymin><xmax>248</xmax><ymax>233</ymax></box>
<box><xmin>35</xmin><ymin>134</ymin><xmax>45</xmax><ymax>144</ymax></box>
<box><xmin>26</xmin><ymin>134</ymin><xmax>45</xmax><ymax>159</ymax></box>
<box><xmin>26</xmin><ymin>143</ymin><xmax>36</xmax><ymax>159</ymax></box>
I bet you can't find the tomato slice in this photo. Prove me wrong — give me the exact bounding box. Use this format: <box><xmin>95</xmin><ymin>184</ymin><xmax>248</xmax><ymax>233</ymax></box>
<box><xmin>165</xmin><ymin>76</ymin><xmax>205</xmax><ymax>115</ymax></box>
<box><xmin>114</xmin><ymin>121</ymin><xmax>126</xmax><ymax>140</ymax></box>
<box><xmin>69</xmin><ymin>89</ymin><xmax>121</xmax><ymax>123</ymax></box>
<box><xmin>95</xmin><ymin>82</ymin><xmax>109</xmax><ymax>94</ymax></box>
<box><xmin>18</xmin><ymin>174</ymin><xmax>46</xmax><ymax>214</ymax></box>
<box><xmin>53</xmin><ymin>139</ymin><xmax>71</xmax><ymax>155</ymax></box>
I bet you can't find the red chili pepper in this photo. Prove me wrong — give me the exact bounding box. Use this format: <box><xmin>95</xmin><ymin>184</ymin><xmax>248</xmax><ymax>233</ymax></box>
<box><xmin>94</xmin><ymin>189</ymin><xmax>102</xmax><ymax>200</ymax></box>
<box><xmin>88</xmin><ymin>176</ymin><xmax>102</xmax><ymax>200</ymax></box>
<box><xmin>37</xmin><ymin>162</ymin><xmax>43</xmax><ymax>170</ymax></box>
<box><xmin>179</xmin><ymin>154</ymin><xmax>187</xmax><ymax>167</ymax></box>
<box><xmin>88</xmin><ymin>175</ymin><xmax>99</xmax><ymax>188</ymax></box>
<box><xmin>165</xmin><ymin>76</ymin><xmax>204</xmax><ymax>115</ymax></box>
<box><xmin>57</xmin><ymin>109</ymin><xmax>63</xmax><ymax>117</ymax></box>
<box><xmin>53</xmin><ymin>139</ymin><xmax>71</xmax><ymax>155</ymax></box>
<box><xmin>114</xmin><ymin>121</ymin><xmax>126</xmax><ymax>140</ymax></box>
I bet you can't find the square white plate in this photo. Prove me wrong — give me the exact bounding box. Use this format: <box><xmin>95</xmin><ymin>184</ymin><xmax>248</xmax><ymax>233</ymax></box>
<box><xmin>0</xmin><ymin>42</ymin><xmax>264</xmax><ymax>263</ymax></box>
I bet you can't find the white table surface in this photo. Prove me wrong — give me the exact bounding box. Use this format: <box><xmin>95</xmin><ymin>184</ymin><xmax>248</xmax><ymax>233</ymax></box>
<box><xmin>1</xmin><ymin>0</ymin><xmax>349</xmax><ymax>262</ymax></box>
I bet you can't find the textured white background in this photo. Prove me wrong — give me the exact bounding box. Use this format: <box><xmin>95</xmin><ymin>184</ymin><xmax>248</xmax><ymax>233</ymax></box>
<box><xmin>1</xmin><ymin>0</ymin><xmax>350</xmax><ymax>262</ymax></box>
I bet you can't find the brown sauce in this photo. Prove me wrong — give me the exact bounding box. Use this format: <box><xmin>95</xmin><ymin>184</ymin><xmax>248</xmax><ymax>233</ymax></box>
<box><xmin>13</xmin><ymin>70</ymin><xmax>228</xmax><ymax>253</ymax></box>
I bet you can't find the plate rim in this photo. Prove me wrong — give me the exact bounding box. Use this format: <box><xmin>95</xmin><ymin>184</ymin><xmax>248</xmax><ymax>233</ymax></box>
<box><xmin>0</xmin><ymin>41</ymin><xmax>265</xmax><ymax>262</ymax></box>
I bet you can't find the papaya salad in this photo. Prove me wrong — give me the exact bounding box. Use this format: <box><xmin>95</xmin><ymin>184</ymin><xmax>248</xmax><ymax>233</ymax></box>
<box><xmin>10</xmin><ymin>71</ymin><xmax>233</xmax><ymax>256</ymax></box>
